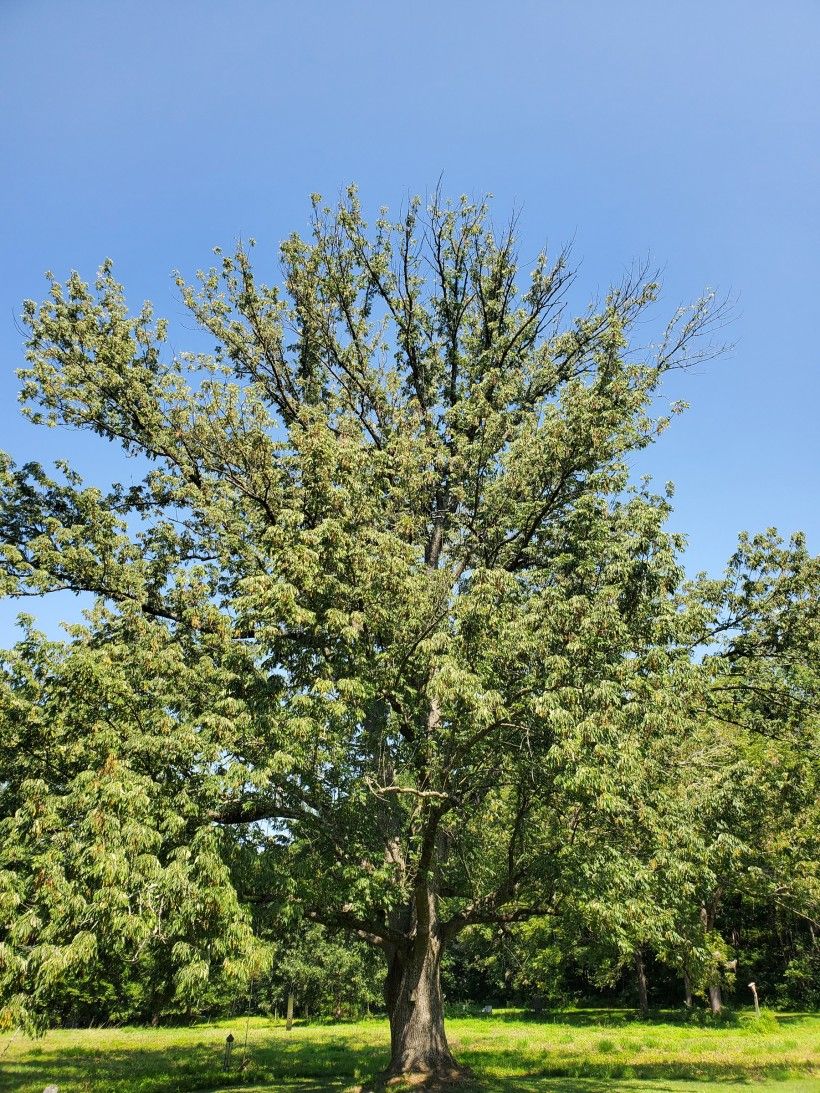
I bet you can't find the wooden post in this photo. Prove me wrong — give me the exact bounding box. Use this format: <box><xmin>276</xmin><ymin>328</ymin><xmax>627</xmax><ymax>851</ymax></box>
<box><xmin>748</xmin><ymin>981</ymin><xmax>760</xmax><ymax>1017</ymax></box>
<box><xmin>286</xmin><ymin>991</ymin><xmax>295</xmax><ymax>1031</ymax></box>
<box><xmin>222</xmin><ymin>1032</ymin><xmax>234</xmax><ymax>1070</ymax></box>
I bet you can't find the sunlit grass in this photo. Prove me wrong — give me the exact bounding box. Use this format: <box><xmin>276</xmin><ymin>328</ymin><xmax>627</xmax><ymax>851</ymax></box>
<box><xmin>2</xmin><ymin>1007</ymin><xmax>819</xmax><ymax>1091</ymax></box>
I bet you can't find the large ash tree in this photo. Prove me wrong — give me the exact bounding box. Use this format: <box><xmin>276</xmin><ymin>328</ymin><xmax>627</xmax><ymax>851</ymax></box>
<box><xmin>0</xmin><ymin>191</ymin><xmax>721</xmax><ymax>1077</ymax></box>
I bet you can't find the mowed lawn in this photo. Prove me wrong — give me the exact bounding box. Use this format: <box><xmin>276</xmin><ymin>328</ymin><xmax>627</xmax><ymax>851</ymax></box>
<box><xmin>2</xmin><ymin>1009</ymin><xmax>819</xmax><ymax>1092</ymax></box>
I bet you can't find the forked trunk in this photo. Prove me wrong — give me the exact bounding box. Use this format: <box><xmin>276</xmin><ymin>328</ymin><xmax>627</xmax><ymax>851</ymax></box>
<box><xmin>384</xmin><ymin>932</ymin><xmax>461</xmax><ymax>1079</ymax></box>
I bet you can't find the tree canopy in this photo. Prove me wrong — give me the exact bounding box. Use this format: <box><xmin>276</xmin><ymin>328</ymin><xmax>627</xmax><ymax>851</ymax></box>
<box><xmin>1</xmin><ymin>189</ymin><xmax>815</xmax><ymax>1078</ymax></box>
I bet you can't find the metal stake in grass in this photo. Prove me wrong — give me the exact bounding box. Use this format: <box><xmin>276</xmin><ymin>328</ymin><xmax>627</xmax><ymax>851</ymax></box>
<box><xmin>223</xmin><ymin>1032</ymin><xmax>235</xmax><ymax>1070</ymax></box>
<box><xmin>748</xmin><ymin>981</ymin><xmax>760</xmax><ymax>1017</ymax></box>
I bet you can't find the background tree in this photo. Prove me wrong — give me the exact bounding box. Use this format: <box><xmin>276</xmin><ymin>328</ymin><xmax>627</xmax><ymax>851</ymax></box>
<box><xmin>555</xmin><ymin>531</ymin><xmax>820</xmax><ymax>1016</ymax></box>
<box><xmin>0</xmin><ymin>618</ymin><xmax>265</xmax><ymax>1033</ymax></box>
<box><xmin>268</xmin><ymin>924</ymin><xmax>382</xmax><ymax>1021</ymax></box>
<box><xmin>668</xmin><ymin>531</ymin><xmax>820</xmax><ymax>1012</ymax></box>
<box><xmin>2</xmin><ymin>189</ymin><xmax>729</xmax><ymax>1077</ymax></box>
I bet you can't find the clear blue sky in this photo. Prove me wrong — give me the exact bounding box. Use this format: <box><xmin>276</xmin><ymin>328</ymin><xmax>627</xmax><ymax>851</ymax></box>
<box><xmin>1</xmin><ymin>0</ymin><xmax>818</xmax><ymax>638</ymax></box>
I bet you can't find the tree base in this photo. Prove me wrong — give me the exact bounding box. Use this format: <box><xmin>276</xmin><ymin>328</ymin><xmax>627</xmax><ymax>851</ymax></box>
<box><xmin>381</xmin><ymin>1062</ymin><xmax>474</xmax><ymax>1090</ymax></box>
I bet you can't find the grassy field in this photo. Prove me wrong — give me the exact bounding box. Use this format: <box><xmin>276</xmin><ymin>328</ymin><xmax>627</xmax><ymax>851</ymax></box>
<box><xmin>2</xmin><ymin>1008</ymin><xmax>819</xmax><ymax>1092</ymax></box>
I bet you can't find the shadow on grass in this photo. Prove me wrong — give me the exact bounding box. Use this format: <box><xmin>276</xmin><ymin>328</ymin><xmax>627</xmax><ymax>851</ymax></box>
<box><xmin>3</xmin><ymin>1034</ymin><xmax>383</xmax><ymax>1092</ymax></box>
<box><xmin>484</xmin><ymin>1060</ymin><xmax>813</xmax><ymax>1088</ymax></box>
<box><xmin>468</xmin><ymin>1008</ymin><xmax>653</xmax><ymax>1027</ymax></box>
<box><xmin>462</xmin><ymin>1005</ymin><xmax>819</xmax><ymax>1032</ymax></box>
<box><xmin>465</xmin><ymin>1007</ymin><xmax>736</xmax><ymax>1028</ymax></box>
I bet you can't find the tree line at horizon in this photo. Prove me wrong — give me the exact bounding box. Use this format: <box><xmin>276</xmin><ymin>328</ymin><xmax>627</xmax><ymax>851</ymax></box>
<box><xmin>0</xmin><ymin>189</ymin><xmax>817</xmax><ymax>1079</ymax></box>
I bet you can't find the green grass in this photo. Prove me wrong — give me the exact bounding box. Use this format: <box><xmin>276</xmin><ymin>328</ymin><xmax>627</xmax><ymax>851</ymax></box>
<box><xmin>2</xmin><ymin>1008</ymin><xmax>819</xmax><ymax>1092</ymax></box>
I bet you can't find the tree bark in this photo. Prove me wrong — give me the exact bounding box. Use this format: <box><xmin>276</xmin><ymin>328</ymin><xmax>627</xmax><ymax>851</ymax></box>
<box><xmin>683</xmin><ymin>971</ymin><xmax>693</xmax><ymax>1009</ymax></box>
<box><xmin>383</xmin><ymin>929</ymin><xmax>461</xmax><ymax>1078</ymax></box>
<box><xmin>700</xmin><ymin>901</ymin><xmax>723</xmax><ymax>1015</ymax></box>
<box><xmin>634</xmin><ymin>948</ymin><xmax>649</xmax><ymax>1017</ymax></box>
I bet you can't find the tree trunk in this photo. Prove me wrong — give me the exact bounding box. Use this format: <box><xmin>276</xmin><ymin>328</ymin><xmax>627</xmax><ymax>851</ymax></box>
<box><xmin>700</xmin><ymin>901</ymin><xmax>723</xmax><ymax>1015</ymax></box>
<box><xmin>384</xmin><ymin>931</ymin><xmax>461</xmax><ymax>1079</ymax></box>
<box><xmin>683</xmin><ymin>971</ymin><xmax>693</xmax><ymax>1009</ymax></box>
<box><xmin>634</xmin><ymin>948</ymin><xmax>649</xmax><ymax>1017</ymax></box>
